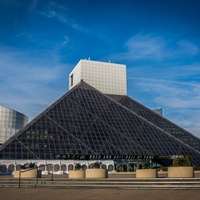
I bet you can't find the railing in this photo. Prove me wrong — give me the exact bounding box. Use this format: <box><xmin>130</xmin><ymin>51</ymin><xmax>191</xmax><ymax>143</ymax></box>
<box><xmin>18</xmin><ymin>164</ymin><xmax>54</xmax><ymax>189</ymax></box>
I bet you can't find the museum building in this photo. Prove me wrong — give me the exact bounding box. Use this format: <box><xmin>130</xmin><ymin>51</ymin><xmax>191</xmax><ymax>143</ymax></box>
<box><xmin>0</xmin><ymin>59</ymin><xmax>200</xmax><ymax>175</ymax></box>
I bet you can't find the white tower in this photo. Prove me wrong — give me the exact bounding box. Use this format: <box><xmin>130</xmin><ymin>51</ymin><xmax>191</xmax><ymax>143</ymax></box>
<box><xmin>69</xmin><ymin>59</ymin><xmax>127</xmax><ymax>95</ymax></box>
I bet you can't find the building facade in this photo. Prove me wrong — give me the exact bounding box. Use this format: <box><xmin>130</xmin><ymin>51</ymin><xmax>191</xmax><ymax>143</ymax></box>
<box><xmin>1</xmin><ymin>59</ymin><xmax>200</xmax><ymax>175</ymax></box>
<box><xmin>0</xmin><ymin>105</ymin><xmax>28</xmax><ymax>146</ymax></box>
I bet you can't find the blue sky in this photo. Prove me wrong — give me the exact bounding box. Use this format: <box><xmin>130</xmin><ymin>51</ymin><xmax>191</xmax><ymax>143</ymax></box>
<box><xmin>0</xmin><ymin>0</ymin><xmax>200</xmax><ymax>136</ymax></box>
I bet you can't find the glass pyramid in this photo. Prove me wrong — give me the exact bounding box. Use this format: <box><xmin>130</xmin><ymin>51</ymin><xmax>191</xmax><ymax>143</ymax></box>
<box><xmin>0</xmin><ymin>81</ymin><xmax>200</xmax><ymax>166</ymax></box>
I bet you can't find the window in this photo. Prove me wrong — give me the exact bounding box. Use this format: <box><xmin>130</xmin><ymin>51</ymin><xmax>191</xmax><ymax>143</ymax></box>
<box><xmin>70</xmin><ymin>74</ymin><xmax>73</xmax><ymax>87</ymax></box>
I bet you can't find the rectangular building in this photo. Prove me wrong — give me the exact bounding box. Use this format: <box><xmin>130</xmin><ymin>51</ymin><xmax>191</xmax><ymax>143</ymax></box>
<box><xmin>69</xmin><ymin>59</ymin><xmax>127</xmax><ymax>95</ymax></box>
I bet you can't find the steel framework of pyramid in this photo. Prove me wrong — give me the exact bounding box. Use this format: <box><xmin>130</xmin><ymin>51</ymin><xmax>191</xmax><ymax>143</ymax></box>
<box><xmin>1</xmin><ymin>80</ymin><xmax>200</xmax><ymax>166</ymax></box>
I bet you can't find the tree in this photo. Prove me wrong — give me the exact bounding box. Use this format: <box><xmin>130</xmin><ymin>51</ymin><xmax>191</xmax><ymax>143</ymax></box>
<box><xmin>172</xmin><ymin>156</ymin><xmax>191</xmax><ymax>167</ymax></box>
<box><xmin>90</xmin><ymin>161</ymin><xmax>102</xmax><ymax>169</ymax></box>
<box><xmin>75</xmin><ymin>163</ymin><xmax>82</xmax><ymax>170</ymax></box>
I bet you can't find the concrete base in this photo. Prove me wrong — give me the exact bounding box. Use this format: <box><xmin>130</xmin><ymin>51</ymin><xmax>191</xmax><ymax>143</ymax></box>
<box><xmin>136</xmin><ymin>169</ymin><xmax>157</xmax><ymax>178</ymax></box>
<box><xmin>168</xmin><ymin>167</ymin><xmax>194</xmax><ymax>178</ymax></box>
<box><xmin>68</xmin><ymin>170</ymin><xmax>85</xmax><ymax>179</ymax></box>
<box><xmin>14</xmin><ymin>169</ymin><xmax>42</xmax><ymax>178</ymax></box>
<box><xmin>85</xmin><ymin>169</ymin><xmax>108</xmax><ymax>178</ymax></box>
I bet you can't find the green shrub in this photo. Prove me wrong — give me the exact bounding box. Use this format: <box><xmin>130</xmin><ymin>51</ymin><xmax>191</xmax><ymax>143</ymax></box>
<box><xmin>20</xmin><ymin>162</ymin><xmax>37</xmax><ymax>169</ymax></box>
<box><xmin>75</xmin><ymin>163</ymin><xmax>82</xmax><ymax>170</ymax></box>
<box><xmin>172</xmin><ymin>156</ymin><xmax>191</xmax><ymax>167</ymax></box>
<box><xmin>90</xmin><ymin>161</ymin><xmax>102</xmax><ymax>169</ymax></box>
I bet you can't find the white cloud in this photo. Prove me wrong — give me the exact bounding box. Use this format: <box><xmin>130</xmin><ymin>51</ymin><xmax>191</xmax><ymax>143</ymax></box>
<box><xmin>37</xmin><ymin>1</ymin><xmax>69</xmax><ymax>23</ymax></box>
<box><xmin>125</xmin><ymin>34</ymin><xmax>166</xmax><ymax>60</ymax></box>
<box><xmin>36</xmin><ymin>1</ymin><xmax>108</xmax><ymax>40</ymax></box>
<box><xmin>61</xmin><ymin>35</ymin><xmax>70</xmax><ymax>47</ymax></box>
<box><xmin>171</xmin><ymin>63</ymin><xmax>200</xmax><ymax>78</ymax></box>
<box><xmin>111</xmin><ymin>34</ymin><xmax>200</xmax><ymax>62</ymax></box>
<box><xmin>177</xmin><ymin>40</ymin><xmax>199</xmax><ymax>56</ymax></box>
<box><xmin>41</xmin><ymin>10</ymin><xmax>68</xmax><ymax>23</ymax></box>
<box><xmin>109</xmin><ymin>34</ymin><xmax>166</xmax><ymax>61</ymax></box>
<box><xmin>131</xmin><ymin>77</ymin><xmax>200</xmax><ymax>109</ymax></box>
<box><xmin>0</xmin><ymin>47</ymin><xmax>68</xmax><ymax>120</ymax></box>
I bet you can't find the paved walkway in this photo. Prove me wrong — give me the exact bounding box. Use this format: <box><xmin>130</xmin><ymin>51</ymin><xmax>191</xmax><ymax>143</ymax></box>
<box><xmin>1</xmin><ymin>188</ymin><xmax>200</xmax><ymax>200</ymax></box>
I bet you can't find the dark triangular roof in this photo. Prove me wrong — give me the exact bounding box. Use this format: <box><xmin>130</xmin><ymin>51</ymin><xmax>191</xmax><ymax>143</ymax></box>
<box><xmin>108</xmin><ymin>94</ymin><xmax>200</xmax><ymax>153</ymax></box>
<box><xmin>0</xmin><ymin>81</ymin><xmax>200</xmax><ymax>166</ymax></box>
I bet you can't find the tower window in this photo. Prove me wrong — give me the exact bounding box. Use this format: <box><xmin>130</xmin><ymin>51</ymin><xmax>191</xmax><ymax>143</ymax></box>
<box><xmin>70</xmin><ymin>74</ymin><xmax>73</xmax><ymax>87</ymax></box>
